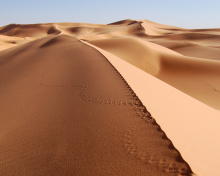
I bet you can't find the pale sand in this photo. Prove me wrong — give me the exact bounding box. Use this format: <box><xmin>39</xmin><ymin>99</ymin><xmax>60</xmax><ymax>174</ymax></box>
<box><xmin>0</xmin><ymin>35</ymin><xmax>34</xmax><ymax>51</ymax></box>
<box><xmin>89</xmin><ymin>37</ymin><xmax>220</xmax><ymax>110</ymax></box>
<box><xmin>90</xmin><ymin>43</ymin><xmax>220</xmax><ymax>176</ymax></box>
<box><xmin>0</xmin><ymin>19</ymin><xmax>220</xmax><ymax>175</ymax></box>
<box><xmin>150</xmin><ymin>40</ymin><xmax>220</xmax><ymax>61</ymax></box>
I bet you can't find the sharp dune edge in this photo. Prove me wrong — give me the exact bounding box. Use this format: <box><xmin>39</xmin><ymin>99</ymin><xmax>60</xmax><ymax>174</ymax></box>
<box><xmin>0</xmin><ymin>19</ymin><xmax>220</xmax><ymax>175</ymax></box>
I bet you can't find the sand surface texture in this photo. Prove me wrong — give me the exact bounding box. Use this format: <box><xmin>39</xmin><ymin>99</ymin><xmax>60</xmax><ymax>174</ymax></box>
<box><xmin>95</xmin><ymin>46</ymin><xmax>220</xmax><ymax>176</ymax></box>
<box><xmin>0</xmin><ymin>19</ymin><xmax>220</xmax><ymax>175</ymax></box>
<box><xmin>0</xmin><ymin>35</ymin><xmax>192</xmax><ymax>175</ymax></box>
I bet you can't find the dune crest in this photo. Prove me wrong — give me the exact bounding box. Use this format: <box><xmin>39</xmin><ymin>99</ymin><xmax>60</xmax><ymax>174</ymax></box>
<box><xmin>0</xmin><ymin>19</ymin><xmax>220</xmax><ymax>176</ymax></box>
<box><xmin>89</xmin><ymin>36</ymin><xmax>220</xmax><ymax>110</ymax></box>
<box><xmin>90</xmin><ymin>44</ymin><xmax>220</xmax><ymax>176</ymax></box>
<box><xmin>0</xmin><ymin>35</ymin><xmax>193</xmax><ymax>175</ymax></box>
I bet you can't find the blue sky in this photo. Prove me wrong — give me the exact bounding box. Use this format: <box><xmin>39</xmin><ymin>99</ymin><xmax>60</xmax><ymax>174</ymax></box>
<box><xmin>0</xmin><ymin>0</ymin><xmax>219</xmax><ymax>29</ymax></box>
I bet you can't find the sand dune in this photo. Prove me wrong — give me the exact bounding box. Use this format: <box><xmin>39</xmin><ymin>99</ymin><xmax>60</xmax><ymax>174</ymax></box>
<box><xmin>92</xmin><ymin>46</ymin><xmax>220</xmax><ymax>176</ymax></box>
<box><xmin>0</xmin><ymin>35</ymin><xmax>192</xmax><ymax>175</ymax></box>
<box><xmin>137</xmin><ymin>19</ymin><xmax>184</xmax><ymax>36</ymax></box>
<box><xmin>149</xmin><ymin>40</ymin><xmax>220</xmax><ymax>61</ymax></box>
<box><xmin>0</xmin><ymin>19</ymin><xmax>220</xmax><ymax>175</ymax></box>
<box><xmin>0</xmin><ymin>35</ymin><xmax>33</xmax><ymax>51</ymax></box>
<box><xmin>89</xmin><ymin>37</ymin><xmax>220</xmax><ymax>110</ymax></box>
<box><xmin>0</xmin><ymin>21</ymin><xmax>144</xmax><ymax>41</ymax></box>
<box><xmin>0</xmin><ymin>23</ymin><xmax>62</xmax><ymax>37</ymax></box>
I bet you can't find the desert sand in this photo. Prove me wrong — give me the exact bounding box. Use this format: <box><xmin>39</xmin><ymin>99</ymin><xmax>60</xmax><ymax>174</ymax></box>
<box><xmin>0</xmin><ymin>19</ymin><xmax>220</xmax><ymax>176</ymax></box>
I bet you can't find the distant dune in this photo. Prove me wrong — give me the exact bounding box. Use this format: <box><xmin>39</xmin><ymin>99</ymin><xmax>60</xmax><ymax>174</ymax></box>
<box><xmin>0</xmin><ymin>19</ymin><xmax>220</xmax><ymax>176</ymax></box>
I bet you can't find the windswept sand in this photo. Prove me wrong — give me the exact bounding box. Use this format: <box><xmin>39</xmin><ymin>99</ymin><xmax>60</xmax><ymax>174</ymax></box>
<box><xmin>0</xmin><ymin>19</ymin><xmax>220</xmax><ymax>176</ymax></box>
<box><xmin>0</xmin><ymin>35</ymin><xmax>192</xmax><ymax>175</ymax></box>
<box><xmin>89</xmin><ymin>37</ymin><xmax>220</xmax><ymax>110</ymax></box>
<box><xmin>91</xmin><ymin>44</ymin><xmax>220</xmax><ymax>176</ymax></box>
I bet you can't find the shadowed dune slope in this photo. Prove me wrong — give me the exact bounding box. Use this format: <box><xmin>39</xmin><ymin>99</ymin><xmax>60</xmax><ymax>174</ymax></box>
<box><xmin>108</xmin><ymin>19</ymin><xmax>136</xmax><ymax>25</ymax></box>
<box><xmin>0</xmin><ymin>35</ymin><xmax>193</xmax><ymax>175</ymax></box>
